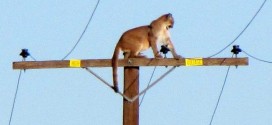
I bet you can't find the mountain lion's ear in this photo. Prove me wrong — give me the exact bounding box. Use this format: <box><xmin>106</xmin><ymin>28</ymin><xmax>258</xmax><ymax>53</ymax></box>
<box><xmin>167</xmin><ymin>13</ymin><xmax>172</xmax><ymax>18</ymax></box>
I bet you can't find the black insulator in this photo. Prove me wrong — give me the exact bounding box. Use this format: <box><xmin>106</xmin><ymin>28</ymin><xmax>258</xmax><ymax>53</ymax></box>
<box><xmin>231</xmin><ymin>45</ymin><xmax>242</xmax><ymax>55</ymax></box>
<box><xmin>160</xmin><ymin>45</ymin><xmax>170</xmax><ymax>54</ymax></box>
<box><xmin>20</xmin><ymin>49</ymin><xmax>30</xmax><ymax>58</ymax></box>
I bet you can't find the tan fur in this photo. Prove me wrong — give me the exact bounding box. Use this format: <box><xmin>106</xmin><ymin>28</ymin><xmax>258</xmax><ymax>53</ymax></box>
<box><xmin>112</xmin><ymin>13</ymin><xmax>182</xmax><ymax>92</ymax></box>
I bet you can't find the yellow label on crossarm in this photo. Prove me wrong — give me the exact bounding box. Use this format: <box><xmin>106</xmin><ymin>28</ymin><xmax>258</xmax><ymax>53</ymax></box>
<box><xmin>185</xmin><ymin>58</ymin><xmax>203</xmax><ymax>66</ymax></box>
<box><xmin>69</xmin><ymin>59</ymin><xmax>81</xmax><ymax>67</ymax></box>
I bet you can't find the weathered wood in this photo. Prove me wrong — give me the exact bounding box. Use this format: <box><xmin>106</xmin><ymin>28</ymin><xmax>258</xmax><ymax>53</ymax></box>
<box><xmin>123</xmin><ymin>67</ymin><xmax>139</xmax><ymax>125</ymax></box>
<box><xmin>13</xmin><ymin>57</ymin><xmax>248</xmax><ymax>69</ymax></box>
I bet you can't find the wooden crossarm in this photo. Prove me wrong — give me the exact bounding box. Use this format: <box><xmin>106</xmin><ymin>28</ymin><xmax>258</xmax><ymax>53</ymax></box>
<box><xmin>13</xmin><ymin>57</ymin><xmax>248</xmax><ymax>70</ymax></box>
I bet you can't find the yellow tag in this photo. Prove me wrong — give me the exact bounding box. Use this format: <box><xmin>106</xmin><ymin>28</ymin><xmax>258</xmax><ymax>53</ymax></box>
<box><xmin>185</xmin><ymin>58</ymin><xmax>203</xmax><ymax>66</ymax></box>
<box><xmin>69</xmin><ymin>59</ymin><xmax>81</xmax><ymax>67</ymax></box>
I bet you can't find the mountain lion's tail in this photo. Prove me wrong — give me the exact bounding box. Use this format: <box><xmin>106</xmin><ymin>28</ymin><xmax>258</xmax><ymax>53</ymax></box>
<box><xmin>112</xmin><ymin>46</ymin><xmax>120</xmax><ymax>92</ymax></box>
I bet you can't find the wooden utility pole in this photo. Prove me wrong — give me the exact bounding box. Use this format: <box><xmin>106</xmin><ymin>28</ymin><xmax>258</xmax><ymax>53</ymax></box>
<box><xmin>13</xmin><ymin>57</ymin><xmax>248</xmax><ymax>125</ymax></box>
<box><xmin>123</xmin><ymin>66</ymin><xmax>139</xmax><ymax>125</ymax></box>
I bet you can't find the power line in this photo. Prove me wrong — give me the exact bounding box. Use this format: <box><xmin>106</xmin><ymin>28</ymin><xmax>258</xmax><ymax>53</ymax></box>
<box><xmin>209</xmin><ymin>65</ymin><xmax>231</xmax><ymax>125</ymax></box>
<box><xmin>207</xmin><ymin>0</ymin><xmax>267</xmax><ymax>58</ymax></box>
<box><xmin>243</xmin><ymin>50</ymin><xmax>272</xmax><ymax>63</ymax></box>
<box><xmin>9</xmin><ymin>70</ymin><xmax>23</xmax><ymax>125</ymax></box>
<box><xmin>10</xmin><ymin>49</ymin><xmax>35</xmax><ymax>125</ymax></box>
<box><xmin>62</xmin><ymin>0</ymin><xmax>100</xmax><ymax>60</ymax></box>
<box><xmin>139</xmin><ymin>66</ymin><xmax>157</xmax><ymax>107</ymax></box>
<box><xmin>130</xmin><ymin>66</ymin><xmax>177</xmax><ymax>102</ymax></box>
<box><xmin>29</xmin><ymin>55</ymin><xmax>37</xmax><ymax>61</ymax></box>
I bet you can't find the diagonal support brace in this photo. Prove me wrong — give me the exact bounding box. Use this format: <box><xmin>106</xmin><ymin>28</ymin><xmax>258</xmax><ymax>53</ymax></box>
<box><xmin>84</xmin><ymin>67</ymin><xmax>176</xmax><ymax>102</ymax></box>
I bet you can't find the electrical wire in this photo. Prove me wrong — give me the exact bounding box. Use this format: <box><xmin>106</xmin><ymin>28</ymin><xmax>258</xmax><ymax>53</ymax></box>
<box><xmin>130</xmin><ymin>66</ymin><xmax>177</xmax><ymax>102</ymax></box>
<box><xmin>62</xmin><ymin>0</ymin><xmax>100</xmax><ymax>60</ymax></box>
<box><xmin>139</xmin><ymin>66</ymin><xmax>157</xmax><ymax>107</ymax></box>
<box><xmin>29</xmin><ymin>55</ymin><xmax>37</xmax><ymax>61</ymax></box>
<box><xmin>9</xmin><ymin>70</ymin><xmax>23</xmax><ymax>125</ymax></box>
<box><xmin>207</xmin><ymin>0</ymin><xmax>267</xmax><ymax>58</ymax></box>
<box><xmin>243</xmin><ymin>50</ymin><xmax>272</xmax><ymax>63</ymax></box>
<box><xmin>209</xmin><ymin>65</ymin><xmax>231</xmax><ymax>125</ymax></box>
<box><xmin>9</xmin><ymin>52</ymin><xmax>35</xmax><ymax>125</ymax></box>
